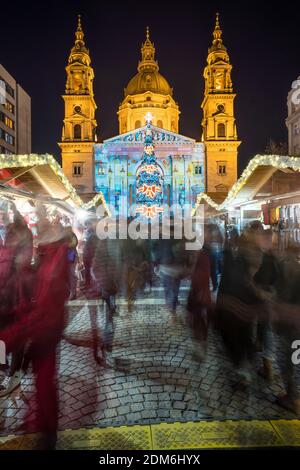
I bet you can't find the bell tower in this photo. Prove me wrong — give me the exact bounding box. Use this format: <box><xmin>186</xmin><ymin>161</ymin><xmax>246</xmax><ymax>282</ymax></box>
<box><xmin>201</xmin><ymin>13</ymin><xmax>241</xmax><ymax>193</ymax></box>
<box><xmin>58</xmin><ymin>15</ymin><xmax>97</xmax><ymax>193</ymax></box>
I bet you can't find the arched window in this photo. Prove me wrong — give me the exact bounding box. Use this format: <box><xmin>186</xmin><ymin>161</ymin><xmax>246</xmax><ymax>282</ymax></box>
<box><xmin>74</xmin><ymin>124</ymin><xmax>82</xmax><ymax>140</ymax></box>
<box><xmin>135</xmin><ymin>120</ymin><xmax>141</xmax><ymax>129</ymax></box>
<box><xmin>217</xmin><ymin>123</ymin><xmax>226</xmax><ymax>138</ymax></box>
<box><xmin>194</xmin><ymin>165</ymin><xmax>202</xmax><ymax>175</ymax></box>
<box><xmin>157</xmin><ymin>120</ymin><xmax>163</xmax><ymax>128</ymax></box>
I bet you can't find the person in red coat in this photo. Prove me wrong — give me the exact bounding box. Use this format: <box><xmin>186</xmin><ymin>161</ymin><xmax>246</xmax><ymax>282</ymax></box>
<box><xmin>0</xmin><ymin>205</ymin><xmax>33</xmax><ymax>397</ymax></box>
<box><xmin>0</xmin><ymin>221</ymin><xmax>70</xmax><ymax>449</ymax></box>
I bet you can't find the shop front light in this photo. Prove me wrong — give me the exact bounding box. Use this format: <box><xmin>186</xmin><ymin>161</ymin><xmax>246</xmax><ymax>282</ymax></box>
<box><xmin>75</xmin><ymin>208</ymin><xmax>90</xmax><ymax>222</ymax></box>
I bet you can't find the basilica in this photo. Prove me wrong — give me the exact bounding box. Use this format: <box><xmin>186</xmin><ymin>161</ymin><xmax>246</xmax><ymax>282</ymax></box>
<box><xmin>59</xmin><ymin>14</ymin><xmax>241</xmax><ymax>213</ymax></box>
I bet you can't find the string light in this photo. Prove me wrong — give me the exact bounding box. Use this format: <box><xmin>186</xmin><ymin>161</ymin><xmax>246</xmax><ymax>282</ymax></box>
<box><xmin>0</xmin><ymin>153</ymin><xmax>111</xmax><ymax>215</ymax></box>
<box><xmin>192</xmin><ymin>154</ymin><xmax>300</xmax><ymax>214</ymax></box>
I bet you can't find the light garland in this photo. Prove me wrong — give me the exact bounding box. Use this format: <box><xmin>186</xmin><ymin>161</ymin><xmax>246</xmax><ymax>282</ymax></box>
<box><xmin>0</xmin><ymin>153</ymin><xmax>111</xmax><ymax>215</ymax></box>
<box><xmin>2</xmin><ymin>153</ymin><xmax>298</xmax><ymax>220</ymax></box>
<box><xmin>192</xmin><ymin>154</ymin><xmax>300</xmax><ymax>215</ymax></box>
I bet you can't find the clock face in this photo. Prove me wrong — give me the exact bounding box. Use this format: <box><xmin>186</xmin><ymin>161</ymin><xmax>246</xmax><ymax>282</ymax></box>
<box><xmin>217</xmin><ymin>104</ymin><xmax>225</xmax><ymax>113</ymax></box>
<box><xmin>74</xmin><ymin>105</ymin><xmax>82</xmax><ymax>114</ymax></box>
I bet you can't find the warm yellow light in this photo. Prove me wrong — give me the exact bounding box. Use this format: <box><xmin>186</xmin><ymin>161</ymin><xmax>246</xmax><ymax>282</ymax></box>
<box><xmin>144</xmin><ymin>112</ymin><xmax>154</xmax><ymax>124</ymax></box>
<box><xmin>191</xmin><ymin>154</ymin><xmax>300</xmax><ymax>215</ymax></box>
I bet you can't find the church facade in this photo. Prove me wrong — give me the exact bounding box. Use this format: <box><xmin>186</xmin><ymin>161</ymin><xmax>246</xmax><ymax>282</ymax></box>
<box><xmin>59</xmin><ymin>14</ymin><xmax>240</xmax><ymax>213</ymax></box>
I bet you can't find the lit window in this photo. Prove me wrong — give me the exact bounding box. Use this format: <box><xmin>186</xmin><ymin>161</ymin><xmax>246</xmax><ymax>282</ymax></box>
<box><xmin>5</xmin><ymin>116</ymin><xmax>14</xmax><ymax>129</ymax></box>
<box><xmin>3</xmin><ymin>101</ymin><xmax>14</xmax><ymax>114</ymax></box>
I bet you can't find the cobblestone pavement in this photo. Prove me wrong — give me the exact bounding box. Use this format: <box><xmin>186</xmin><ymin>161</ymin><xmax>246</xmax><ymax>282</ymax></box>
<box><xmin>0</xmin><ymin>285</ymin><xmax>299</xmax><ymax>435</ymax></box>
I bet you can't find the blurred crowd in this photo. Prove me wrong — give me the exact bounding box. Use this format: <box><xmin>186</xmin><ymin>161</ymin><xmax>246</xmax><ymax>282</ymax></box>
<box><xmin>0</xmin><ymin>205</ymin><xmax>299</xmax><ymax>448</ymax></box>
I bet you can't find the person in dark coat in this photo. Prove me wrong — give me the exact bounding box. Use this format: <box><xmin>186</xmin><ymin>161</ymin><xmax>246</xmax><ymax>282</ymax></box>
<box><xmin>64</xmin><ymin>226</ymin><xmax>78</xmax><ymax>300</ymax></box>
<box><xmin>90</xmin><ymin>237</ymin><xmax>120</xmax><ymax>366</ymax></box>
<box><xmin>152</xmin><ymin>230</ymin><xmax>190</xmax><ymax>324</ymax></box>
<box><xmin>253</xmin><ymin>228</ymin><xmax>280</xmax><ymax>382</ymax></box>
<box><xmin>217</xmin><ymin>228</ymin><xmax>265</xmax><ymax>385</ymax></box>
<box><xmin>123</xmin><ymin>237</ymin><xmax>152</xmax><ymax>313</ymax></box>
<box><xmin>274</xmin><ymin>242</ymin><xmax>300</xmax><ymax>415</ymax></box>
<box><xmin>82</xmin><ymin>219</ymin><xmax>98</xmax><ymax>288</ymax></box>
<box><xmin>187</xmin><ymin>242</ymin><xmax>212</xmax><ymax>361</ymax></box>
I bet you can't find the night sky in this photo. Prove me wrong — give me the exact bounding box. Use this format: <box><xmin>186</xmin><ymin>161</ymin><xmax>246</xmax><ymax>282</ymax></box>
<box><xmin>1</xmin><ymin>0</ymin><xmax>299</xmax><ymax>173</ymax></box>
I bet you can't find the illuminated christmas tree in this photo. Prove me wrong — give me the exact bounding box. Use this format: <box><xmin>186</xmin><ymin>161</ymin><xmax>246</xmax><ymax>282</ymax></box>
<box><xmin>136</xmin><ymin>113</ymin><xmax>164</xmax><ymax>218</ymax></box>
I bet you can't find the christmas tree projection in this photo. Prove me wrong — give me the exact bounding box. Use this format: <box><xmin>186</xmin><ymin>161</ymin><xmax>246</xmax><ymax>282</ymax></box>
<box><xmin>136</xmin><ymin>113</ymin><xmax>164</xmax><ymax>218</ymax></box>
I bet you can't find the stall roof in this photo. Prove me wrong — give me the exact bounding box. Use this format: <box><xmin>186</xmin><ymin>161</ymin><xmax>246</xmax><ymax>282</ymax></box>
<box><xmin>0</xmin><ymin>154</ymin><xmax>109</xmax><ymax>213</ymax></box>
<box><xmin>193</xmin><ymin>154</ymin><xmax>300</xmax><ymax>213</ymax></box>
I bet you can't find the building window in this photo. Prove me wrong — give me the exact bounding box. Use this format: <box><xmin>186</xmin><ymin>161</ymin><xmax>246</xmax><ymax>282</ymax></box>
<box><xmin>0</xmin><ymin>77</ymin><xmax>15</xmax><ymax>99</ymax></box>
<box><xmin>6</xmin><ymin>84</ymin><xmax>14</xmax><ymax>98</ymax></box>
<box><xmin>0</xmin><ymin>128</ymin><xmax>15</xmax><ymax>146</ymax></box>
<box><xmin>217</xmin><ymin>162</ymin><xmax>227</xmax><ymax>175</ymax></box>
<box><xmin>194</xmin><ymin>164</ymin><xmax>202</xmax><ymax>175</ymax></box>
<box><xmin>2</xmin><ymin>101</ymin><xmax>14</xmax><ymax>114</ymax></box>
<box><xmin>73</xmin><ymin>163</ymin><xmax>83</xmax><ymax>176</ymax></box>
<box><xmin>217</xmin><ymin>123</ymin><xmax>226</xmax><ymax>138</ymax></box>
<box><xmin>0</xmin><ymin>146</ymin><xmax>13</xmax><ymax>154</ymax></box>
<box><xmin>73</xmin><ymin>124</ymin><xmax>82</xmax><ymax>140</ymax></box>
<box><xmin>157</xmin><ymin>120</ymin><xmax>163</xmax><ymax>128</ymax></box>
<box><xmin>135</xmin><ymin>120</ymin><xmax>141</xmax><ymax>129</ymax></box>
<box><xmin>4</xmin><ymin>116</ymin><xmax>14</xmax><ymax>129</ymax></box>
<box><xmin>294</xmin><ymin>123</ymin><xmax>300</xmax><ymax>135</ymax></box>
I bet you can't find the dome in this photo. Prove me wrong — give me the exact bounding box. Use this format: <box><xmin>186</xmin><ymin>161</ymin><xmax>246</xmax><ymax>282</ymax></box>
<box><xmin>118</xmin><ymin>28</ymin><xmax>180</xmax><ymax>135</ymax></box>
<box><xmin>125</xmin><ymin>70</ymin><xmax>173</xmax><ymax>96</ymax></box>
<box><xmin>124</xmin><ymin>27</ymin><xmax>173</xmax><ymax>98</ymax></box>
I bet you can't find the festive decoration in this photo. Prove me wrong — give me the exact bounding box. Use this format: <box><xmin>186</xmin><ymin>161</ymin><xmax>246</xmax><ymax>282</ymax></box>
<box><xmin>136</xmin><ymin>205</ymin><xmax>164</xmax><ymax>218</ymax></box>
<box><xmin>135</xmin><ymin>120</ymin><xmax>164</xmax><ymax>218</ymax></box>
<box><xmin>0</xmin><ymin>153</ymin><xmax>110</xmax><ymax>214</ymax></box>
<box><xmin>192</xmin><ymin>154</ymin><xmax>300</xmax><ymax>214</ymax></box>
<box><xmin>4</xmin><ymin>152</ymin><xmax>300</xmax><ymax>220</ymax></box>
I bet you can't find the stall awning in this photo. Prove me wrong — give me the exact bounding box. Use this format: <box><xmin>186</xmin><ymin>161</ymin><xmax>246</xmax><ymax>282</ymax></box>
<box><xmin>193</xmin><ymin>155</ymin><xmax>300</xmax><ymax>214</ymax></box>
<box><xmin>0</xmin><ymin>154</ymin><xmax>109</xmax><ymax>213</ymax></box>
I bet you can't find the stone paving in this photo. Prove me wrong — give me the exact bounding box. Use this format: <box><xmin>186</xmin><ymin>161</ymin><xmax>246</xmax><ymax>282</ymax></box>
<box><xmin>0</xmin><ymin>285</ymin><xmax>299</xmax><ymax>435</ymax></box>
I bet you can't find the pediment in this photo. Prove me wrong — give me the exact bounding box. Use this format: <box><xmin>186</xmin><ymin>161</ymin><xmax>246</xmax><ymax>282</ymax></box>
<box><xmin>104</xmin><ymin>125</ymin><xmax>195</xmax><ymax>145</ymax></box>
